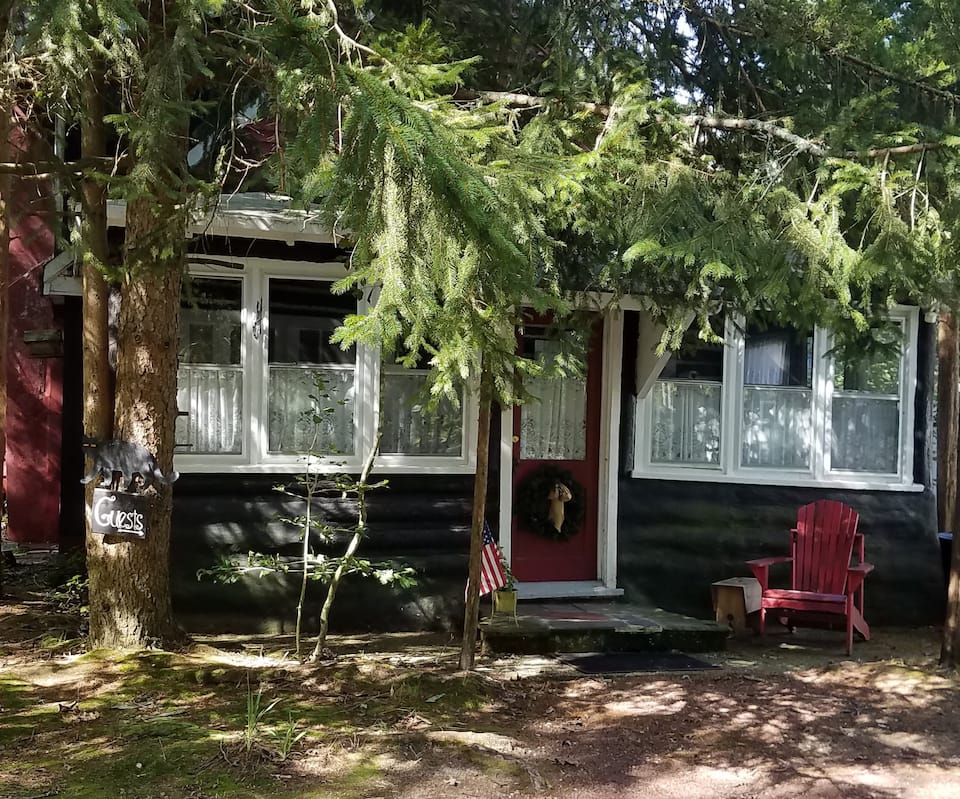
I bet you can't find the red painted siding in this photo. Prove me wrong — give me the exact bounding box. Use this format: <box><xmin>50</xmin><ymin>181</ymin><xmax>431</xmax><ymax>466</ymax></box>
<box><xmin>3</xmin><ymin>120</ymin><xmax>61</xmax><ymax>544</ymax></box>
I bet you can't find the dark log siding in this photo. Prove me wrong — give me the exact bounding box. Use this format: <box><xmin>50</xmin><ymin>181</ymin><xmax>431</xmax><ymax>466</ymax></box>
<box><xmin>616</xmin><ymin>480</ymin><xmax>941</xmax><ymax>625</ymax></box>
<box><xmin>172</xmin><ymin>474</ymin><xmax>475</xmax><ymax>633</ymax></box>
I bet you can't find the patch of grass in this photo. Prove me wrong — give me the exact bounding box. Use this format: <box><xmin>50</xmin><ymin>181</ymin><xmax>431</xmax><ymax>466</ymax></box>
<box><xmin>0</xmin><ymin>675</ymin><xmax>35</xmax><ymax>711</ymax></box>
<box><xmin>0</xmin><ymin>627</ymin><xmax>514</xmax><ymax>799</ymax></box>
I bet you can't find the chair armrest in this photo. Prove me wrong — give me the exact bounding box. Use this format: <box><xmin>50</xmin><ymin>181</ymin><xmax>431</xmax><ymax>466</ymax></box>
<box><xmin>746</xmin><ymin>557</ymin><xmax>792</xmax><ymax>591</ymax></box>
<box><xmin>746</xmin><ymin>556</ymin><xmax>793</xmax><ymax>568</ymax></box>
<box><xmin>847</xmin><ymin>562</ymin><xmax>875</xmax><ymax>593</ymax></box>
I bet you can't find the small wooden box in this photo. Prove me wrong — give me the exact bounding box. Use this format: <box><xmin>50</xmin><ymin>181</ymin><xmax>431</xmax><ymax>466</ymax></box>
<box><xmin>711</xmin><ymin>577</ymin><xmax>761</xmax><ymax>637</ymax></box>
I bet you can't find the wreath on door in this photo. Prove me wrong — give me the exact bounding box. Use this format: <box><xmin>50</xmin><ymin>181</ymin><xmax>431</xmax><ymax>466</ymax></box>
<box><xmin>514</xmin><ymin>465</ymin><xmax>586</xmax><ymax>541</ymax></box>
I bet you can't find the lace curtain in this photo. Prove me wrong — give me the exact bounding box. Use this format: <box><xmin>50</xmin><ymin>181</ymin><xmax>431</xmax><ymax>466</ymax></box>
<box><xmin>380</xmin><ymin>371</ymin><xmax>462</xmax><ymax>455</ymax></box>
<box><xmin>176</xmin><ymin>365</ymin><xmax>243</xmax><ymax>454</ymax></box>
<box><xmin>520</xmin><ymin>344</ymin><xmax>587</xmax><ymax>460</ymax></box>
<box><xmin>740</xmin><ymin>328</ymin><xmax>813</xmax><ymax>469</ymax></box>
<box><xmin>741</xmin><ymin>387</ymin><xmax>813</xmax><ymax>468</ymax></box>
<box><xmin>831</xmin><ymin>397</ymin><xmax>899</xmax><ymax>473</ymax></box>
<box><xmin>177</xmin><ymin>277</ymin><xmax>243</xmax><ymax>456</ymax></box>
<box><xmin>831</xmin><ymin>335</ymin><xmax>901</xmax><ymax>474</ymax></box>
<box><xmin>267</xmin><ymin>366</ymin><xmax>355</xmax><ymax>455</ymax></box>
<box><xmin>651</xmin><ymin>381</ymin><xmax>721</xmax><ymax>464</ymax></box>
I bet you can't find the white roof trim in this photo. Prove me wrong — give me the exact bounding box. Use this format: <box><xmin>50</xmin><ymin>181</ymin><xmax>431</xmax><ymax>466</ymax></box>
<box><xmin>42</xmin><ymin>251</ymin><xmax>81</xmax><ymax>297</ymax></box>
<box><xmin>106</xmin><ymin>193</ymin><xmax>338</xmax><ymax>245</ymax></box>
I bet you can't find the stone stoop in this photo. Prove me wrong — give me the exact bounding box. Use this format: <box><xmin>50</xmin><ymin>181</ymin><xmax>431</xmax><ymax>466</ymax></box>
<box><xmin>480</xmin><ymin>601</ymin><xmax>729</xmax><ymax>656</ymax></box>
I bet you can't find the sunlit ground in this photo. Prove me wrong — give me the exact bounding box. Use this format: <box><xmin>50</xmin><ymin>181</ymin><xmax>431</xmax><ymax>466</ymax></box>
<box><xmin>1</xmin><ymin>580</ymin><xmax>958</xmax><ymax>798</ymax></box>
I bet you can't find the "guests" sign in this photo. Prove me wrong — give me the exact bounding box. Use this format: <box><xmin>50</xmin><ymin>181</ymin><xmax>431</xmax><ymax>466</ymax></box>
<box><xmin>90</xmin><ymin>489</ymin><xmax>148</xmax><ymax>539</ymax></box>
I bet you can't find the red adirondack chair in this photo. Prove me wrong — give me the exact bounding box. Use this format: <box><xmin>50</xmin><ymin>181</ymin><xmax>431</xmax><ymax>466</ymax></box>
<box><xmin>746</xmin><ymin>500</ymin><xmax>874</xmax><ymax>655</ymax></box>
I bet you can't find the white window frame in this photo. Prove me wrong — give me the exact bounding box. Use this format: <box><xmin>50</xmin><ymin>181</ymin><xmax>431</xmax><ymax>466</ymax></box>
<box><xmin>175</xmin><ymin>256</ymin><xmax>478</xmax><ymax>474</ymax></box>
<box><xmin>632</xmin><ymin>306</ymin><xmax>920</xmax><ymax>491</ymax></box>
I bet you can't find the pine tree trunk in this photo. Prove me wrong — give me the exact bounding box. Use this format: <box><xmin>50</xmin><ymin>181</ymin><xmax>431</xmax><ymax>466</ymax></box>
<box><xmin>80</xmin><ymin>72</ymin><xmax>114</xmax><ymax>575</ymax></box>
<box><xmin>939</xmin><ymin>313</ymin><xmax>960</xmax><ymax>668</ymax></box>
<box><xmin>943</xmin><ymin>494</ymin><xmax>960</xmax><ymax>668</ymax></box>
<box><xmin>84</xmin><ymin>0</ymin><xmax>191</xmax><ymax>649</ymax></box>
<box><xmin>86</xmin><ymin>196</ymin><xmax>184</xmax><ymax>649</ymax></box>
<box><xmin>459</xmin><ymin>366</ymin><xmax>493</xmax><ymax>671</ymax></box>
<box><xmin>937</xmin><ymin>312</ymin><xmax>958</xmax><ymax>532</ymax></box>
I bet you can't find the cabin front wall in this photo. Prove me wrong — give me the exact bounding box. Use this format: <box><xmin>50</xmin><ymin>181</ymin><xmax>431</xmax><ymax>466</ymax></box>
<box><xmin>49</xmin><ymin>231</ymin><xmax>944</xmax><ymax>632</ymax></box>
<box><xmin>161</xmin><ymin>307</ymin><xmax>942</xmax><ymax>633</ymax></box>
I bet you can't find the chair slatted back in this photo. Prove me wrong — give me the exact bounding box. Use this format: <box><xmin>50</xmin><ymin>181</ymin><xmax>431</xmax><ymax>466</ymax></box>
<box><xmin>790</xmin><ymin>500</ymin><xmax>859</xmax><ymax>594</ymax></box>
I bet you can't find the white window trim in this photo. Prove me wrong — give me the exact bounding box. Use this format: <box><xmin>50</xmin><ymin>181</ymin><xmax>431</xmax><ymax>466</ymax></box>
<box><xmin>632</xmin><ymin>306</ymin><xmax>921</xmax><ymax>492</ymax></box>
<box><xmin>175</xmin><ymin>256</ymin><xmax>478</xmax><ymax>474</ymax></box>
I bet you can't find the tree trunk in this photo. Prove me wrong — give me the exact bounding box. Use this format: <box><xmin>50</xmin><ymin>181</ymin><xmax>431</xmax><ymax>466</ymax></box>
<box><xmin>943</xmin><ymin>492</ymin><xmax>960</xmax><ymax>668</ymax></box>
<box><xmin>939</xmin><ymin>313</ymin><xmax>960</xmax><ymax>668</ymax></box>
<box><xmin>86</xmin><ymin>196</ymin><xmax>184</xmax><ymax>648</ymax></box>
<box><xmin>80</xmin><ymin>71</ymin><xmax>114</xmax><ymax>579</ymax></box>
<box><xmin>84</xmin><ymin>0</ymin><xmax>192</xmax><ymax>649</ymax></box>
<box><xmin>459</xmin><ymin>366</ymin><xmax>493</xmax><ymax>671</ymax></box>
<box><xmin>937</xmin><ymin>312</ymin><xmax>958</xmax><ymax>532</ymax></box>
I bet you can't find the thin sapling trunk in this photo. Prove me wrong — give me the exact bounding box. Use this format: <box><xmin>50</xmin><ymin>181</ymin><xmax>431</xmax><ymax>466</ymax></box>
<box><xmin>459</xmin><ymin>365</ymin><xmax>493</xmax><ymax>671</ymax></box>
<box><xmin>311</xmin><ymin>430</ymin><xmax>381</xmax><ymax>661</ymax></box>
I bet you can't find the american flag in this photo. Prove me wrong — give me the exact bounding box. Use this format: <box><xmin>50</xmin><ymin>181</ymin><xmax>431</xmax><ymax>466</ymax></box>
<box><xmin>467</xmin><ymin>521</ymin><xmax>508</xmax><ymax>598</ymax></box>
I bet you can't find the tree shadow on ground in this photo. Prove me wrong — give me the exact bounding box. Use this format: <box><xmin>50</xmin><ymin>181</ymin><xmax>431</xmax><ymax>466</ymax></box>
<box><xmin>2</xmin><ymin>586</ymin><xmax>959</xmax><ymax>799</ymax></box>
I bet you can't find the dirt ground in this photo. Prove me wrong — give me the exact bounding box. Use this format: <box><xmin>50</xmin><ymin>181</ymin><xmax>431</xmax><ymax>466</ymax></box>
<box><xmin>1</xmin><ymin>566</ymin><xmax>958</xmax><ymax>799</ymax></box>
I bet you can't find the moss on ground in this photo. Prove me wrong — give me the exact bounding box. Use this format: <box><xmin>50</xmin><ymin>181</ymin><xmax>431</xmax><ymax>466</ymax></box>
<box><xmin>0</xmin><ymin>636</ymin><xmax>498</xmax><ymax>799</ymax></box>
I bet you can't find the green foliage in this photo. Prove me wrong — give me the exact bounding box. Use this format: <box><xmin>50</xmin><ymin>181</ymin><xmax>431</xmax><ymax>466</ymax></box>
<box><xmin>198</xmin><ymin>549</ymin><xmax>415</xmax><ymax>588</ymax></box>
<box><xmin>20</xmin><ymin>0</ymin><xmax>960</xmax><ymax>391</ymax></box>
<box><xmin>243</xmin><ymin>679</ymin><xmax>280</xmax><ymax>754</ymax></box>
<box><xmin>197</xmin><ymin>373</ymin><xmax>415</xmax><ymax>658</ymax></box>
<box><xmin>269</xmin><ymin>712</ymin><xmax>308</xmax><ymax>761</ymax></box>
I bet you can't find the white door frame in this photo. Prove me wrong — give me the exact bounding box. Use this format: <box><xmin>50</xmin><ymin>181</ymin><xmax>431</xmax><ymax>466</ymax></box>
<box><xmin>498</xmin><ymin>307</ymin><xmax>624</xmax><ymax>594</ymax></box>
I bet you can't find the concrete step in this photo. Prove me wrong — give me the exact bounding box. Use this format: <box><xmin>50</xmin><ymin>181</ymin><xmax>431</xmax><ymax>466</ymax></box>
<box><xmin>480</xmin><ymin>601</ymin><xmax>728</xmax><ymax>655</ymax></box>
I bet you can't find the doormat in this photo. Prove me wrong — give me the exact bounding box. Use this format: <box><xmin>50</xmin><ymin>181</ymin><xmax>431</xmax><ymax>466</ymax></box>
<box><xmin>556</xmin><ymin>652</ymin><xmax>720</xmax><ymax>674</ymax></box>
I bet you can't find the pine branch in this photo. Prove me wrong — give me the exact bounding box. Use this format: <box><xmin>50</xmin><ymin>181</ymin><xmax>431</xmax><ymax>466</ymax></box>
<box><xmin>452</xmin><ymin>88</ymin><xmax>606</xmax><ymax>114</ymax></box>
<box><xmin>449</xmin><ymin>91</ymin><xmax>949</xmax><ymax>160</ymax></box>
<box><xmin>0</xmin><ymin>155</ymin><xmax>127</xmax><ymax>177</ymax></box>
<box><xmin>680</xmin><ymin>114</ymin><xmax>827</xmax><ymax>157</ymax></box>
<box><xmin>682</xmin><ymin>2</ymin><xmax>960</xmax><ymax>106</ymax></box>
<box><xmin>325</xmin><ymin>0</ymin><xmax>385</xmax><ymax>62</ymax></box>
<box><xmin>861</xmin><ymin>142</ymin><xmax>945</xmax><ymax>158</ymax></box>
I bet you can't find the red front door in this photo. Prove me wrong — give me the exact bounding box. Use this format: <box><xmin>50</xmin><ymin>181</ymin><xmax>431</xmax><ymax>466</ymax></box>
<box><xmin>511</xmin><ymin>317</ymin><xmax>603</xmax><ymax>582</ymax></box>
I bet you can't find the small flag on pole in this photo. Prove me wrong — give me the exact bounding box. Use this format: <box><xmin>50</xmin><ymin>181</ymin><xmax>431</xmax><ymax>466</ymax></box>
<box><xmin>467</xmin><ymin>521</ymin><xmax>508</xmax><ymax>598</ymax></box>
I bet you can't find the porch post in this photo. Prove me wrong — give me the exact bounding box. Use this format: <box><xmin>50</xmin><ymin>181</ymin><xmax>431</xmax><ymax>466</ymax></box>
<box><xmin>598</xmin><ymin>307</ymin><xmax>624</xmax><ymax>589</ymax></box>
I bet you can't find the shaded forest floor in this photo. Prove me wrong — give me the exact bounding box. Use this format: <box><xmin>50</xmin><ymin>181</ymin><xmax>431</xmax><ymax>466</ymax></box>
<box><xmin>1</xmin><ymin>566</ymin><xmax>959</xmax><ymax>798</ymax></box>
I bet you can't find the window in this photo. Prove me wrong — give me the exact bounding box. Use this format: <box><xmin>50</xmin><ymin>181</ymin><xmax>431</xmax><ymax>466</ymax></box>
<box><xmin>380</xmin><ymin>348</ymin><xmax>464</xmax><ymax>456</ymax></box>
<box><xmin>740</xmin><ymin>324</ymin><xmax>814</xmax><ymax>470</ymax></box>
<box><xmin>519</xmin><ymin>330</ymin><xmax>588</xmax><ymax>460</ymax></box>
<box><xmin>829</xmin><ymin>325</ymin><xmax>903</xmax><ymax>475</ymax></box>
<box><xmin>175</xmin><ymin>258</ymin><xmax>475</xmax><ymax>473</ymax></box>
<box><xmin>266</xmin><ymin>278</ymin><xmax>356</xmax><ymax>456</ymax></box>
<box><xmin>177</xmin><ymin>277</ymin><xmax>244</xmax><ymax>455</ymax></box>
<box><xmin>633</xmin><ymin>308</ymin><xmax>919</xmax><ymax>489</ymax></box>
<box><xmin>651</xmin><ymin>324</ymin><xmax>723</xmax><ymax>466</ymax></box>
